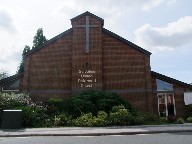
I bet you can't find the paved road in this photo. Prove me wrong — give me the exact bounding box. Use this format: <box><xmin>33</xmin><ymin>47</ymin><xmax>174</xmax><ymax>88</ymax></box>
<box><xmin>0</xmin><ymin>132</ymin><xmax>192</xmax><ymax>144</ymax></box>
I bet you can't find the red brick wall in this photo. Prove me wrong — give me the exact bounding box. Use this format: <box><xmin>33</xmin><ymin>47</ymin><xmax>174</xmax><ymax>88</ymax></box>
<box><xmin>102</xmin><ymin>32</ymin><xmax>152</xmax><ymax>112</ymax></box>
<box><xmin>71</xmin><ymin>15</ymin><xmax>103</xmax><ymax>92</ymax></box>
<box><xmin>151</xmin><ymin>75</ymin><xmax>190</xmax><ymax>117</ymax></box>
<box><xmin>22</xmin><ymin>33</ymin><xmax>72</xmax><ymax>100</ymax></box>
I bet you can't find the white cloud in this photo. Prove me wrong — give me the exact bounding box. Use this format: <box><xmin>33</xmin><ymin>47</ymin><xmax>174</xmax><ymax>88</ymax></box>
<box><xmin>0</xmin><ymin>8</ymin><xmax>16</xmax><ymax>33</ymax></box>
<box><xmin>134</xmin><ymin>16</ymin><xmax>192</xmax><ymax>52</ymax></box>
<box><xmin>142</xmin><ymin>0</ymin><xmax>176</xmax><ymax>11</ymax></box>
<box><xmin>54</xmin><ymin>0</ymin><xmax>123</xmax><ymax>20</ymax></box>
<box><xmin>53</xmin><ymin>0</ymin><xmax>174</xmax><ymax>30</ymax></box>
<box><xmin>54</xmin><ymin>0</ymin><xmax>175</xmax><ymax>20</ymax></box>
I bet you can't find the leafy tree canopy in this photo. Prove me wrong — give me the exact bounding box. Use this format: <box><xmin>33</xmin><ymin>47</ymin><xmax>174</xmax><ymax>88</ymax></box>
<box><xmin>17</xmin><ymin>45</ymin><xmax>30</xmax><ymax>74</ymax></box>
<box><xmin>17</xmin><ymin>28</ymin><xmax>47</xmax><ymax>74</ymax></box>
<box><xmin>32</xmin><ymin>28</ymin><xmax>47</xmax><ymax>49</ymax></box>
<box><xmin>0</xmin><ymin>69</ymin><xmax>9</xmax><ymax>80</ymax></box>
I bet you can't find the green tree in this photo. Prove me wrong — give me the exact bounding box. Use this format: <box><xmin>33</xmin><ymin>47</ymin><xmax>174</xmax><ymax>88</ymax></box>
<box><xmin>17</xmin><ymin>28</ymin><xmax>47</xmax><ymax>74</ymax></box>
<box><xmin>17</xmin><ymin>45</ymin><xmax>30</xmax><ymax>74</ymax></box>
<box><xmin>0</xmin><ymin>69</ymin><xmax>9</xmax><ymax>80</ymax></box>
<box><xmin>32</xmin><ymin>28</ymin><xmax>47</xmax><ymax>49</ymax></box>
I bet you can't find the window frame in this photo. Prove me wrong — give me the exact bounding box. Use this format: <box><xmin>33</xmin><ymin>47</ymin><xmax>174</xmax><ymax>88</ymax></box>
<box><xmin>157</xmin><ymin>93</ymin><xmax>176</xmax><ymax>117</ymax></box>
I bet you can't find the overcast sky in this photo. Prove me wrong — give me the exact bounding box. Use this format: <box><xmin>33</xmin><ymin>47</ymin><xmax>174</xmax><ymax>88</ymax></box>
<box><xmin>0</xmin><ymin>0</ymin><xmax>192</xmax><ymax>83</ymax></box>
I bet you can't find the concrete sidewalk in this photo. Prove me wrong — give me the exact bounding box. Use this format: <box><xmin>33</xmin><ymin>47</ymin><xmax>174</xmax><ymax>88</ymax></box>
<box><xmin>1</xmin><ymin>123</ymin><xmax>192</xmax><ymax>137</ymax></box>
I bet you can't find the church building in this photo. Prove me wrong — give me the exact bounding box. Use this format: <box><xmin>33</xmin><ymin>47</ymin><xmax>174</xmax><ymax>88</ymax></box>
<box><xmin>1</xmin><ymin>11</ymin><xmax>192</xmax><ymax>117</ymax></box>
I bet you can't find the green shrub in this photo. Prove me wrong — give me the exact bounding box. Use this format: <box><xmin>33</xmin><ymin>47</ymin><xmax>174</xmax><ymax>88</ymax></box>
<box><xmin>160</xmin><ymin>117</ymin><xmax>169</xmax><ymax>124</ymax></box>
<box><xmin>73</xmin><ymin>111</ymin><xmax>108</xmax><ymax>127</ymax></box>
<box><xmin>73</xmin><ymin>113</ymin><xmax>94</xmax><ymax>127</ymax></box>
<box><xmin>53</xmin><ymin>113</ymin><xmax>72</xmax><ymax>126</ymax></box>
<box><xmin>0</xmin><ymin>93</ymin><xmax>32</xmax><ymax>111</ymax></box>
<box><xmin>187</xmin><ymin>116</ymin><xmax>192</xmax><ymax>123</ymax></box>
<box><xmin>176</xmin><ymin>118</ymin><xmax>185</xmax><ymax>124</ymax></box>
<box><xmin>137</xmin><ymin>112</ymin><xmax>162</xmax><ymax>125</ymax></box>
<box><xmin>53</xmin><ymin>116</ymin><xmax>61</xmax><ymax>127</ymax></box>
<box><xmin>128</xmin><ymin>115</ymin><xmax>145</xmax><ymax>125</ymax></box>
<box><xmin>46</xmin><ymin>97</ymin><xmax>64</xmax><ymax>115</ymax></box>
<box><xmin>67</xmin><ymin>90</ymin><xmax>135</xmax><ymax>118</ymax></box>
<box><xmin>108</xmin><ymin>105</ymin><xmax>131</xmax><ymax>126</ymax></box>
<box><xmin>185</xmin><ymin>104</ymin><xmax>192</xmax><ymax>118</ymax></box>
<box><xmin>92</xmin><ymin>111</ymin><xmax>108</xmax><ymax>126</ymax></box>
<box><xmin>21</xmin><ymin>106</ymin><xmax>50</xmax><ymax>127</ymax></box>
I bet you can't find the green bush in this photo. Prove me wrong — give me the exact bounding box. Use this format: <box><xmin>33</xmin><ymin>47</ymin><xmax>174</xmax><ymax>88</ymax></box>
<box><xmin>108</xmin><ymin>105</ymin><xmax>131</xmax><ymax>126</ymax></box>
<box><xmin>1</xmin><ymin>91</ymin><xmax>171</xmax><ymax>127</ymax></box>
<box><xmin>73</xmin><ymin>113</ymin><xmax>94</xmax><ymax>127</ymax></box>
<box><xmin>21</xmin><ymin>106</ymin><xmax>50</xmax><ymax>127</ymax></box>
<box><xmin>92</xmin><ymin>111</ymin><xmax>108</xmax><ymax>126</ymax></box>
<box><xmin>73</xmin><ymin>111</ymin><xmax>108</xmax><ymax>127</ymax></box>
<box><xmin>46</xmin><ymin>97</ymin><xmax>64</xmax><ymax>115</ymax></box>
<box><xmin>160</xmin><ymin>117</ymin><xmax>169</xmax><ymax>124</ymax></box>
<box><xmin>0</xmin><ymin>93</ymin><xmax>31</xmax><ymax>111</ymax></box>
<box><xmin>176</xmin><ymin>118</ymin><xmax>185</xmax><ymax>124</ymax></box>
<box><xmin>136</xmin><ymin>112</ymin><xmax>162</xmax><ymax>125</ymax></box>
<box><xmin>67</xmin><ymin>90</ymin><xmax>135</xmax><ymax>118</ymax></box>
<box><xmin>53</xmin><ymin>113</ymin><xmax>72</xmax><ymax>126</ymax></box>
<box><xmin>187</xmin><ymin>116</ymin><xmax>192</xmax><ymax>123</ymax></box>
<box><xmin>128</xmin><ymin>115</ymin><xmax>145</xmax><ymax>125</ymax></box>
<box><xmin>185</xmin><ymin>104</ymin><xmax>192</xmax><ymax>118</ymax></box>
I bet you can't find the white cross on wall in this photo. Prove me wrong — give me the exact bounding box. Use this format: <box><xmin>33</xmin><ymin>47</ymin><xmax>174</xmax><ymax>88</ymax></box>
<box><xmin>74</xmin><ymin>15</ymin><xmax>100</xmax><ymax>53</ymax></box>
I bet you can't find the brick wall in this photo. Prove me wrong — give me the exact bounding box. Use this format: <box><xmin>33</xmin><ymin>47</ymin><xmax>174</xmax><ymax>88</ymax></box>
<box><xmin>71</xmin><ymin>15</ymin><xmax>103</xmax><ymax>92</ymax></box>
<box><xmin>151</xmin><ymin>75</ymin><xmax>191</xmax><ymax>117</ymax></box>
<box><xmin>102</xmin><ymin>32</ymin><xmax>152</xmax><ymax>112</ymax></box>
<box><xmin>22</xmin><ymin>33</ymin><xmax>72</xmax><ymax>101</ymax></box>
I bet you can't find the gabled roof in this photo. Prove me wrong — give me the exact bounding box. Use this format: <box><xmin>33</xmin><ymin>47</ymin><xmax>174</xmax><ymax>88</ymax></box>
<box><xmin>71</xmin><ymin>11</ymin><xmax>104</xmax><ymax>27</ymax></box>
<box><xmin>25</xmin><ymin>28</ymin><xmax>72</xmax><ymax>57</ymax></box>
<box><xmin>24</xmin><ymin>12</ymin><xmax>150</xmax><ymax>57</ymax></box>
<box><xmin>151</xmin><ymin>71</ymin><xmax>192</xmax><ymax>90</ymax></box>
<box><xmin>102</xmin><ymin>28</ymin><xmax>151</xmax><ymax>57</ymax></box>
<box><xmin>0</xmin><ymin>73</ymin><xmax>23</xmax><ymax>85</ymax></box>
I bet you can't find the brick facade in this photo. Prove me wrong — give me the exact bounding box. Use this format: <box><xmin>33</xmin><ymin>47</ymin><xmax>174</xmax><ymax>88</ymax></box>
<box><xmin>18</xmin><ymin>12</ymin><xmax>192</xmax><ymax>115</ymax></box>
<box><xmin>151</xmin><ymin>72</ymin><xmax>192</xmax><ymax>117</ymax></box>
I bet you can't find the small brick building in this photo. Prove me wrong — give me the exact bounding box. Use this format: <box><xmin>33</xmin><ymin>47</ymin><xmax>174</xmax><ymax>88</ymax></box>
<box><xmin>1</xmin><ymin>12</ymin><xmax>192</xmax><ymax>117</ymax></box>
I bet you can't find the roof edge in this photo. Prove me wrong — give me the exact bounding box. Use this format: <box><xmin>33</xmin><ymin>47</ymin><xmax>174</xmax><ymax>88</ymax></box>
<box><xmin>25</xmin><ymin>28</ymin><xmax>73</xmax><ymax>57</ymax></box>
<box><xmin>0</xmin><ymin>73</ymin><xmax>23</xmax><ymax>84</ymax></box>
<box><xmin>71</xmin><ymin>11</ymin><xmax>104</xmax><ymax>27</ymax></box>
<box><xmin>102</xmin><ymin>28</ymin><xmax>151</xmax><ymax>57</ymax></box>
<box><xmin>151</xmin><ymin>71</ymin><xmax>192</xmax><ymax>90</ymax></box>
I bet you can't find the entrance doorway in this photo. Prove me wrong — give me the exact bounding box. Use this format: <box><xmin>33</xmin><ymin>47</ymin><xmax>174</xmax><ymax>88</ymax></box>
<box><xmin>157</xmin><ymin>93</ymin><xmax>176</xmax><ymax>117</ymax></box>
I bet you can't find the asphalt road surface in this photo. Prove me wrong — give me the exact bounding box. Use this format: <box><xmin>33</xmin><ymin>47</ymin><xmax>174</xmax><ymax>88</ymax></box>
<box><xmin>0</xmin><ymin>132</ymin><xmax>192</xmax><ymax>144</ymax></box>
